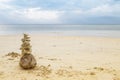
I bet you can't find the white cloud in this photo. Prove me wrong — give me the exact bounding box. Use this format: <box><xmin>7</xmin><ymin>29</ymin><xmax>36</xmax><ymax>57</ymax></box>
<box><xmin>0</xmin><ymin>0</ymin><xmax>119</xmax><ymax>24</ymax></box>
<box><xmin>7</xmin><ymin>8</ymin><xmax>63</xmax><ymax>24</ymax></box>
<box><xmin>23</xmin><ymin>8</ymin><xmax>60</xmax><ymax>20</ymax></box>
<box><xmin>0</xmin><ymin>3</ymin><xmax>13</xmax><ymax>10</ymax></box>
<box><xmin>90</xmin><ymin>5</ymin><xmax>112</xmax><ymax>13</ymax></box>
<box><xmin>65</xmin><ymin>4</ymin><xmax>120</xmax><ymax>17</ymax></box>
<box><xmin>0</xmin><ymin>0</ymin><xmax>12</xmax><ymax>3</ymax></box>
<box><xmin>87</xmin><ymin>4</ymin><xmax>120</xmax><ymax>16</ymax></box>
<box><xmin>59</xmin><ymin>3</ymin><xmax>120</xmax><ymax>24</ymax></box>
<box><xmin>0</xmin><ymin>0</ymin><xmax>62</xmax><ymax>24</ymax></box>
<box><xmin>0</xmin><ymin>0</ymin><xmax>14</xmax><ymax>10</ymax></box>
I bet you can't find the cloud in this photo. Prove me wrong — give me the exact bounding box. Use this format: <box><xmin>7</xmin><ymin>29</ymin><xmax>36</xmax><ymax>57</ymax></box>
<box><xmin>0</xmin><ymin>0</ymin><xmax>119</xmax><ymax>24</ymax></box>
<box><xmin>0</xmin><ymin>0</ymin><xmax>14</xmax><ymax>10</ymax></box>
<box><xmin>0</xmin><ymin>0</ymin><xmax>12</xmax><ymax>3</ymax></box>
<box><xmin>11</xmin><ymin>8</ymin><xmax>62</xmax><ymax>24</ymax></box>
<box><xmin>22</xmin><ymin>8</ymin><xmax>59</xmax><ymax>20</ymax></box>
<box><xmin>7</xmin><ymin>0</ymin><xmax>116</xmax><ymax>10</ymax></box>
<box><xmin>59</xmin><ymin>4</ymin><xmax>120</xmax><ymax>24</ymax></box>
<box><xmin>88</xmin><ymin>4</ymin><xmax>120</xmax><ymax>16</ymax></box>
<box><xmin>0</xmin><ymin>0</ymin><xmax>61</xmax><ymax>24</ymax></box>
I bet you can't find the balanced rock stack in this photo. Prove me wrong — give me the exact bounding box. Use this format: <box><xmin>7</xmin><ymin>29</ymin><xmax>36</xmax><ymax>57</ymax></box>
<box><xmin>19</xmin><ymin>34</ymin><xmax>37</xmax><ymax>69</ymax></box>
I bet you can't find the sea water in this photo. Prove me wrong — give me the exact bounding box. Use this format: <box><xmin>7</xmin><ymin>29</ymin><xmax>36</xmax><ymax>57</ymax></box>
<box><xmin>0</xmin><ymin>24</ymin><xmax>120</xmax><ymax>37</ymax></box>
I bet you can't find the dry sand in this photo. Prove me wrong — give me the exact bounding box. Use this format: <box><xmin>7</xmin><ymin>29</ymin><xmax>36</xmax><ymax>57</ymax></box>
<box><xmin>0</xmin><ymin>34</ymin><xmax>120</xmax><ymax>80</ymax></box>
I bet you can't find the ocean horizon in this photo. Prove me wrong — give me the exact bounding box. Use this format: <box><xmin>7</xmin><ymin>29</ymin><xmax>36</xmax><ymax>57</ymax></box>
<box><xmin>0</xmin><ymin>24</ymin><xmax>120</xmax><ymax>37</ymax></box>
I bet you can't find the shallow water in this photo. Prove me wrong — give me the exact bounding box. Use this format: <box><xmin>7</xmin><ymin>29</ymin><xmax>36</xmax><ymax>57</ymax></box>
<box><xmin>0</xmin><ymin>24</ymin><xmax>120</xmax><ymax>37</ymax></box>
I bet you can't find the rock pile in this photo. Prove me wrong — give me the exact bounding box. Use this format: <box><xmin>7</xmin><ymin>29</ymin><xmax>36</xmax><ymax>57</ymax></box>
<box><xmin>19</xmin><ymin>34</ymin><xmax>37</xmax><ymax>69</ymax></box>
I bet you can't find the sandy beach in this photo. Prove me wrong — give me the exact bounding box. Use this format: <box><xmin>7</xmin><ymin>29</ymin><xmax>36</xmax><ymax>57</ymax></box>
<box><xmin>0</xmin><ymin>34</ymin><xmax>120</xmax><ymax>80</ymax></box>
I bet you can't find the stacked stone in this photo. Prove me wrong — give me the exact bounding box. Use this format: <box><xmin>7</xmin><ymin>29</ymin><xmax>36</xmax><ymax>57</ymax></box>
<box><xmin>19</xmin><ymin>34</ymin><xmax>37</xmax><ymax>69</ymax></box>
<box><xmin>20</xmin><ymin>34</ymin><xmax>32</xmax><ymax>55</ymax></box>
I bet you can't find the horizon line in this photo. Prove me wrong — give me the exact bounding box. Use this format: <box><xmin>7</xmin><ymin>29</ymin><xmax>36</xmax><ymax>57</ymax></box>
<box><xmin>0</xmin><ymin>24</ymin><xmax>120</xmax><ymax>25</ymax></box>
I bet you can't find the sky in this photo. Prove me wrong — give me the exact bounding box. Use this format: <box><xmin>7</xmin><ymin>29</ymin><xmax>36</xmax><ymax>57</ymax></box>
<box><xmin>0</xmin><ymin>0</ymin><xmax>120</xmax><ymax>24</ymax></box>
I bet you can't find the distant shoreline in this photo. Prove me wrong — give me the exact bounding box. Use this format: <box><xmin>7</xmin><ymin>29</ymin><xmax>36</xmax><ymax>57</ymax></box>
<box><xmin>0</xmin><ymin>30</ymin><xmax>120</xmax><ymax>38</ymax></box>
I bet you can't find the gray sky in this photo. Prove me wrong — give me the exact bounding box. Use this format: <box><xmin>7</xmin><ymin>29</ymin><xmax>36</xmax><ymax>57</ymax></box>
<box><xmin>0</xmin><ymin>0</ymin><xmax>120</xmax><ymax>24</ymax></box>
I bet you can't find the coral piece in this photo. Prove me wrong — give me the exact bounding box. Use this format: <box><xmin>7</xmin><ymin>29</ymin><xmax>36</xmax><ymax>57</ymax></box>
<box><xmin>6</xmin><ymin>52</ymin><xmax>20</xmax><ymax>58</ymax></box>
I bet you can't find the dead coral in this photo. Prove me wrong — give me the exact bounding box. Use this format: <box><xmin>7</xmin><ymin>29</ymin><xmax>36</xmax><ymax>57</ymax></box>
<box><xmin>6</xmin><ymin>52</ymin><xmax>20</xmax><ymax>58</ymax></box>
<box><xmin>36</xmin><ymin>64</ymin><xmax>52</xmax><ymax>77</ymax></box>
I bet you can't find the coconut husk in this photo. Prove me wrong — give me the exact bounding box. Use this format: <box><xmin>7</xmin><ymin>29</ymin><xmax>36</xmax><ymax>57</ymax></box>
<box><xmin>19</xmin><ymin>53</ymin><xmax>37</xmax><ymax>69</ymax></box>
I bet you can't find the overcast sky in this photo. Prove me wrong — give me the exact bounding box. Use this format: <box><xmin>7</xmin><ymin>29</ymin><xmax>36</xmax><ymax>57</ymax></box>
<box><xmin>0</xmin><ymin>0</ymin><xmax>120</xmax><ymax>24</ymax></box>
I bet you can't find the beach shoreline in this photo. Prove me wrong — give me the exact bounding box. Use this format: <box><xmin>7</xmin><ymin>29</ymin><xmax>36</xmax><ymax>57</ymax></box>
<box><xmin>0</xmin><ymin>34</ymin><xmax>120</xmax><ymax>80</ymax></box>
